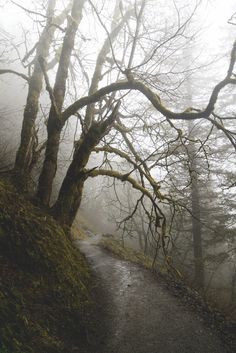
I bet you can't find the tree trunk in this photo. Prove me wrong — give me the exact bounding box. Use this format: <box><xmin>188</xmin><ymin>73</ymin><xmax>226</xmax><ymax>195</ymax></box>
<box><xmin>191</xmin><ymin>173</ymin><xmax>205</xmax><ymax>289</ymax></box>
<box><xmin>188</xmin><ymin>131</ymin><xmax>205</xmax><ymax>289</ymax></box>
<box><xmin>52</xmin><ymin>124</ymin><xmax>103</xmax><ymax>225</ymax></box>
<box><xmin>14</xmin><ymin>0</ymin><xmax>69</xmax><ymax>182</ymax></box>
<box><xmin>37</xmin><ymin>0</ymin><xmax>85</xmax><ymax>205</ymax></box>
<box><xmin>53</xmin><ymin>172</ymin><xmax>86</xmax><ymax>226</ymax></box>
<box><xmin>14</xmin><ymin>68</ymin><xmax>44</xmax><ymax>179</ymax></box>
<box><xmin>231</xmin><ymin>268</ymin><xmax>236</xmax><ymax>303</ymax></box>
<box><xmin>36</xmin><ymin>114</ymin><xmax>62</xmax><ymax>205</ymax></box>
<box><xmin>185</xmin><ymin>67</ymin><xmax>205</xmax><ymax>289</ymax></box>
<box><xmin>53</xmin><ymin>104</ymin><xmax>120</xmax><ymax>226</ymax></box>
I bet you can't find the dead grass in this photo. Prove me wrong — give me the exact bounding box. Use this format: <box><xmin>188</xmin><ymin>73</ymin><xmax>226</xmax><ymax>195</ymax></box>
<box><xmin>100</xmin><ymin>236</ymin><xmax>154</xmax><ymax>270</ymax></box>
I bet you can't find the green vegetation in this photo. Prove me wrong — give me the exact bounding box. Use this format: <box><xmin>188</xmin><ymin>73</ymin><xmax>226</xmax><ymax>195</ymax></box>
<box><xmin>0</xmin><ymin>178</ymin><xmax>92</xmax><ymax>353</ymax></box>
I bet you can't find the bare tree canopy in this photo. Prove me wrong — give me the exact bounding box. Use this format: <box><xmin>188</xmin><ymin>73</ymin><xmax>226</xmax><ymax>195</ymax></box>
<box><xmin>0</xmin><ymin>0</ymin><xmax>236</xmax><ymax>277</ymax></box>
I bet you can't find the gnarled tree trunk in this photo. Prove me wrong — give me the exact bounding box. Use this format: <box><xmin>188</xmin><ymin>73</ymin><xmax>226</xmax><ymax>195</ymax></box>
<box><xmin>52</xmin><ymin>104</ymin><xmax>120</xmax><ymax>226</ymax></box>
<box><xmin>37</xmin><ymin>0</ymin><xmax>132</xmax><ymax>206</ymax></box>
<box><xmin>37</xmin><ymin>0</ymin><xmax>86</xmax><ymax>205</ymax></box>
<box><xmin>14</xmin><ymin>0</ymin><xmax>70</xmax><ymax>183</ymax></box>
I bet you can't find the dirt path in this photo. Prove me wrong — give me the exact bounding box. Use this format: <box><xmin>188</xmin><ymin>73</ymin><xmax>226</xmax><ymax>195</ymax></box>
<box><xmin>77</xmin><ymin>238</ymin><xmax>231</xmax><ymax>353</ymax></box>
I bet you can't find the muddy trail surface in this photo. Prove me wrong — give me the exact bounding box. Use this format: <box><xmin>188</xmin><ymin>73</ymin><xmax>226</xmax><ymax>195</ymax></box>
<box><xmin>77</xmin><ymin>238</ymin><xmax>233</xmax><ymax>353</ymax></box>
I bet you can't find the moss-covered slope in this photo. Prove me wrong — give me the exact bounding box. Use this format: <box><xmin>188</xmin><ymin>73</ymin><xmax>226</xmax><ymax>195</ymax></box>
<box><xmin>0</xmin><ymin>178</ymin><xmax>92</xmax><ymax>353</ymax></box>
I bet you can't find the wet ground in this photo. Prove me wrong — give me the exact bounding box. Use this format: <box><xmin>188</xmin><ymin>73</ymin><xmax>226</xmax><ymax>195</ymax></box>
<box><xmin>77</xmin><ymin>238</ymin><xmax>233</xmax><ymax>353</ymax></box>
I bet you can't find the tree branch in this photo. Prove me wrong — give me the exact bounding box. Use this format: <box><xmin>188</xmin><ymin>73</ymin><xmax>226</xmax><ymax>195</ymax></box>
<box><xmin>62</xmin><ymin>40</ymin><xmax>236</xmax><ymax>125</ymax></box>
<box><xmin>87</xmin><ymin>167</ymin><xmax>156</xmax><ymax>204</ymax></box>
<box><xmin>0</xmin><ymin>69</ymin><xmax>29</xmax><ymax>82</ymax></box>
<box><xmin>38</xmin><ymin>56</ymin><xmax>60</xmax><ymax>118</ymax></box>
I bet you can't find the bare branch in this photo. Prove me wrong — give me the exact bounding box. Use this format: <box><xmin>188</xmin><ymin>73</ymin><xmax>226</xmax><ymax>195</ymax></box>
<box><xmin>87</xmin><ymin>167</ymin><xmax>158</xmax><ymax>208</ymax></box>
<box><xmin>0</xmin><ymin>69</ymin><xmax>29</xmax><ymax>82</ymax></box>
<box><xmin>127</xmin><ymin>0</ymin><xmax>146</xmax><ymax>69</ymax></box>
<box><xmin>207</xmin><ymin>114</ymin><xmax>236</xmax><ymax>151</ymax></box>
<box><xmin>87</xmin><ymin>0</ymin><xmax>124</xmax><ymax>73</ymax></box>
<box><xmin>84</xmin><ymin>4</ymin><xmax>134</xmax><ymax>129</ymax></box>
<box><xmin>11</xmin><ymin>0</ymin><xmax>50</xmax><ymax>19</ymax></box>
<box><xmin>38</xmin><ymin>56</ymin><xmax>60</xmax><ymax>118</ymax></box>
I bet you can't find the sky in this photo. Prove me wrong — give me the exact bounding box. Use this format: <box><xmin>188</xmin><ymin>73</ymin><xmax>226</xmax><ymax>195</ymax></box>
<box><xmin>0</xmin><ymin>0</ymin><xmax>236</xmax><ymax>120</ymax></box>
<box><xmin>203</xmin><ymin>0</ymin><xmax>236</xmax><ymax>47</ymax></box>
<box><xmin>1</xmin><ymin>0</ymin><xmax>236</xmax><ymax>42</ymax></box>
<box><xmin>0</xmin><ymin>0</ymin><xmax>236</xmax><ymax>73</ymax></box>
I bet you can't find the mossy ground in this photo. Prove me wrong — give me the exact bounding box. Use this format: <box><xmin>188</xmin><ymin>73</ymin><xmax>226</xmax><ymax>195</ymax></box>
<box><xmin>0</xmin><ymin>178</ymin><xmax>93</xmax><ymax>353</ymax></box>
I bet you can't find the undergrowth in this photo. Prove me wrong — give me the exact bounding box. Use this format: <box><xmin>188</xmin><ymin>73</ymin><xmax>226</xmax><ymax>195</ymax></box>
<box><xmin>100</xmin><ymin>237</ymin><xmax>154</xmax><ymax>270</ymax></box>
<box><xmin>0</xmin><ymin>178</ymin><xmax>92</xmax><ymax>353</ymax></box>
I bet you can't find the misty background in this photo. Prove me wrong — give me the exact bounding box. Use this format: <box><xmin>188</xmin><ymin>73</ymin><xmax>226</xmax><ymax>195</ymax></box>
<box><xmin>1</xmin><ymin>0</ymin><xmax>236</xmax><ymax>320</ymax></box>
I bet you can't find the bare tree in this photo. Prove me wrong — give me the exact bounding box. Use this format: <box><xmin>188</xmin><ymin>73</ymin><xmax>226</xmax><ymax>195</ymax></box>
<box><xmin>15</xmin><ymin>1</ymin><xmax>72</xmax><ymax>181</ymax></box>
<box><xmin>1</xmin><ymin>0</ymin><xmax>236</xmax><ymax>262</ymax></box>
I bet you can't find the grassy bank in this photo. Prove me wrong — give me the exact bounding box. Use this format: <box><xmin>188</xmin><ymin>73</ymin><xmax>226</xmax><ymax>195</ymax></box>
<box><xmin>100</xmin><ymin>237</ymin><xmax>154</xmax><ymax>269</ymax></box>
<box><xmin>0</xmin><ymin>178</ymin><xmax>93</xmax><ymax>353</ymax></box>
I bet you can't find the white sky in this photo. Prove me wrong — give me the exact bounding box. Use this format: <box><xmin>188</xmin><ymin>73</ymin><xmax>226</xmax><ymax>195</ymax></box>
<box><xmin>1</xmin><ymin>0</ymin><xmax>236</xmax><ymax>41</ymax></box>
<box><xmin>203</xmin><ymin>0</ymin><xmax>236</xmax><ymax>46</ymax></box>
<box><xmin>0</xmin><ymin>0</ymin><xmax>236</xmax><ymax>106</ymax></box>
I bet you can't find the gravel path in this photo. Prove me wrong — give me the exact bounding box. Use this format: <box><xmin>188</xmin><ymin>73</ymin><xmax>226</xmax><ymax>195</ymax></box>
<box><xmin>77</xmin><ymin>239</ymin><xmax>232</xmax><ymax>353</ymax></box>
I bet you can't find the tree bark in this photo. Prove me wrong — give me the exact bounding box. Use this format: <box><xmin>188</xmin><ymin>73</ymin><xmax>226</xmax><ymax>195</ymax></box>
<box><xmin>185</xmin><ymin>62</ymin><xmax>204</xmax><ymax>289</ymax></box>
<box><xmin>37</xmin><ymin>0</ymin><xmax>132</xmax><ymax>206</ymax></box>
<box><xmin>188</xmin><ymin>129</ymin><xmax>205</xmax><ymax>289</ymax></box>
<box><xmin>36</xmin><ymin>116</ymin><xmax>62</xmax><ymax>205</ymax></box>
<box><xmin>230</xmin><ymin>267</ymin><xmax>236</xmax><ymax>303</ymax></box>
<box><xmin>52</xmin><ymin>124</ymin><xmax>106</xmax><ymax>225</ymax></box>
<box><xmin>14</xmin><ymin>0</ymin><xmax>70</xmax><ymax>182</ymax></box>
<box><xmin>52</xmin><ymin>104</ymin><xmax>120</xmax><ymax>226</ymax></box>
<box><xmin>191</xmin><ymin>170</ymin><xmax>205</xmax><ymax>289</ymax></box>
<box><xmin>37</xmin><ymin>0</ymin><xmax>86</xmax><ymax>205</ymax></box>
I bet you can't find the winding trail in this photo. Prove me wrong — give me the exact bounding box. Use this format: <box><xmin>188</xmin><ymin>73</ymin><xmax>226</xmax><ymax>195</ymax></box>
<box><xmin>77</xmin><ymin>238</ymin><xmax>230</xmax><ymax>353</ymax></box>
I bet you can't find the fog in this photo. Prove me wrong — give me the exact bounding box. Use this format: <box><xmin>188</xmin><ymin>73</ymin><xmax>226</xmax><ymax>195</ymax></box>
<box><xmin>1</xmin><ymin>0</ymin><xmax>236</xmax><ymax>318</ymax></box>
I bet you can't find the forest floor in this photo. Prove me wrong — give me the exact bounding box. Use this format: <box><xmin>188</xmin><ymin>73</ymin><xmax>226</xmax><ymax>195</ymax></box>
<box><xmin>76</xmin><ymin>233</ymin><xmax>236</xmax><ymax>353</ymax></box>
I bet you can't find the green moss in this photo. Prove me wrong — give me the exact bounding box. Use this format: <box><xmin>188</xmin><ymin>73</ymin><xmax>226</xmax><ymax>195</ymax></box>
<box><xmin>0</xmin><ymin>178</ymin><xmax>92</xmax><ymax>352</ymax></box>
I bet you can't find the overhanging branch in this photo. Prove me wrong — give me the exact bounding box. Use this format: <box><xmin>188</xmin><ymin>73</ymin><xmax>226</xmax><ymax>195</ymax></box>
<box><xmin>86</xmin><ymin>167</ymin><xmax>168</xmax><ymax>253</ymax></box>
<box><xmin>87</xmin><ymin>167</ymin><xmax>155</xmax><ymax>201</ymax></box>
<box><xmin>61</xmin><ymin>40</ymin><xmax>236</xmax><ymax>125</ymax></box>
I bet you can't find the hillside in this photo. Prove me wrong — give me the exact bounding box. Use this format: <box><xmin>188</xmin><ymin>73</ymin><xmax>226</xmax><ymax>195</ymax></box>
<box><xmin>0</xmin><ymin>178</ymin><xmax>94</xmax><ymax>353</ymax></box>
